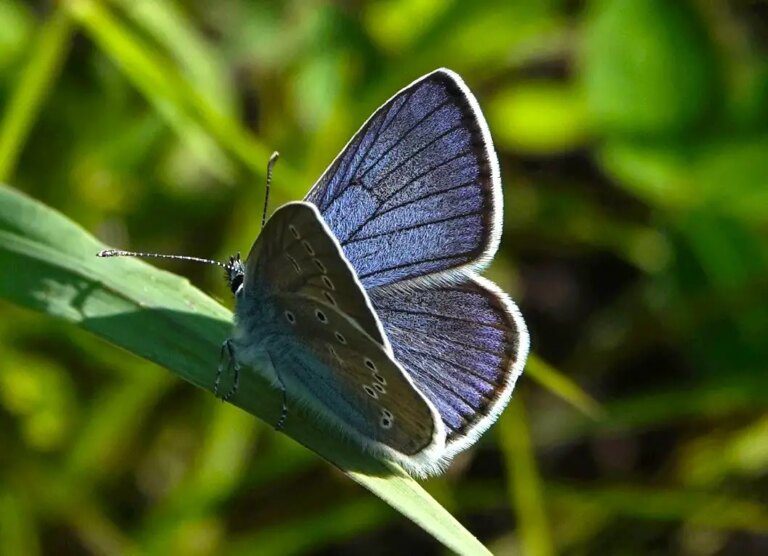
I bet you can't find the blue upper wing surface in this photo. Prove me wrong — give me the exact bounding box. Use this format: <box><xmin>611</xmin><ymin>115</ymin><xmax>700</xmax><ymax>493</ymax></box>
<box><xmin>368</xmin><ymin>275</ymin><xmax>528</xmax><ymax>456</ymax></box>
<box><xmin>305</xmin><ymin>69</ymin><xmax>501</xmax><ymax>289</ymax></box>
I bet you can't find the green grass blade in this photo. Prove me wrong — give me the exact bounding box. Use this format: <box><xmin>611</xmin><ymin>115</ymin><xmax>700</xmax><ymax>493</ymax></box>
<box><xmin>107</xmin><ymin>0</ymin><xmax>236</xmax><ymax>115</ymax></box>
<box><xmin>526</xmin><ymin>354</ymin><xmax>604</xmax><ymax>419</ymax></box>
<box><xmin>0</xmin><ymin>9</ymin><xmax>74</xmax><ymax>182</ymax></box>
<box><xmin>226</xmin><ymin>498</ymin><xmax>392</xmax><ymax>556</ymax></box>
<box><xmin>455</xmin><ymin>481</ymin><xmax>768</xmax><ymax>534</ymax></box>
<box><xmin>0</xmin><ymin>184</ymin><xmax>490</xmax><ymax>556</ymax></box>
<box><xmin>498</xmin><ymin>396</ymin><xmax>555</xmax><ymax>556</ymax></box>
<box><xmin>538</xmin><ymin>375</ymin><xmax>768</xmax><ymax>448</ymax></box>
<box><xmin>549</xmin><ymin>483</ymin><xmax>768</xmax><ymax>533</ymax></box>
<box><xmin>65</xmin><ymin>0</ymin><xmax>301</xmax><ymax>186</ymax></box>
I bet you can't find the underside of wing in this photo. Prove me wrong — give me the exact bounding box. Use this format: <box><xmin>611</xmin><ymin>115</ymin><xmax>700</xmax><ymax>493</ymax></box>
<box><xmin>242</xmin><ymin>201</ymin><xmax>447</xmax><ymax>474</ymax></box>
<box><xmin>369</xmin><ymin>275</ymin><xmax>529</xmax><ymax>458</ymax></box>
<box><xmin>305</xmin><ymin>68</ymin><xmax>501</xmax><ymax>289</ymax></box>
<box><xmin>244</xmin><ymin>201</ymin><xmax>387</xmax><ymax>348</ymax></box>
<box><xmin>268</xmin><ymin>294</ymin><xmax>445</xmax><ymax>464</ymax></box>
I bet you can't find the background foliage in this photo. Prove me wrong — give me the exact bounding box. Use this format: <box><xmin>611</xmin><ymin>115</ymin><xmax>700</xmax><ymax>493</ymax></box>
<box><xmin>0</xmin><ymin>0</ymin><xmax>767</xmax><ymax>554</ymax></box>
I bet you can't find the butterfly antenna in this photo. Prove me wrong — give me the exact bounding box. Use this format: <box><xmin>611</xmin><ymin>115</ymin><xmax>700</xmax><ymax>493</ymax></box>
<box><xmin>261</xmin><ymin>151</ymin><xmax>280</xmax><ymax>229</ymax></box>
<box><xmin>97</xmin><ymin>249</ymin><xmax>231</xmax><ymax>270</ymax></box>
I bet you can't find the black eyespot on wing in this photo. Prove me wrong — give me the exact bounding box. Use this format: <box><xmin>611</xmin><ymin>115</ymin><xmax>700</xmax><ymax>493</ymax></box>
<box><xmin>315</xmin><ymin>309</ymin><xmax>328</xmax><ymax>323</ymax></box>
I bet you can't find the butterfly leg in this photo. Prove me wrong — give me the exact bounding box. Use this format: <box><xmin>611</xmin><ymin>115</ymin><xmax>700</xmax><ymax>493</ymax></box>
<box><xmin>274</xmin><ymin>373</ymin><xmax>288</xmax><ymax>431</ymax></box>
<box><xmin>214</xmin><ymin>339</ymin><xmax>240</xmax><ymax>401</ymax></box>
<box><xmin>265</xmin><ymin>350</ymin><xmax>289</xmax><ymax>431</ymax></box>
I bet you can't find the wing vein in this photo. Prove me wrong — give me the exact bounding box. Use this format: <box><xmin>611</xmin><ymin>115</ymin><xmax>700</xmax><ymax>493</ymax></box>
<box><xmin>358</xmin><ymin>253</ymin><xmax>469</xmax><ymax>280</ymax></box>
<box><xmin>357</xmin><ymin>98</ymin><xmax>452</xmax><ymax>181</ymax></box>
<box><xmin>343</xmin><ymin>155</ymin><xmax>475</xmax><ymax>243</ymax></box>
<box><xmin>346</xmin><ymin>210</ymin><xmax>483</xmax><ymax>245</ymax></box>
<box><xmin>371</xmin><ymin>306</ymin><xmax>511</xmax><ymax>332</ymax></box>
<box><xmin>364</xmin><ymin>123</ymin><xmax>466</xmax><ymax>193</ymax></box>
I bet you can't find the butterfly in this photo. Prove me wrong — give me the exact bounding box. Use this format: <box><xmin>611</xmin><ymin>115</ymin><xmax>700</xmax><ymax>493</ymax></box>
<box><xmin>100</xmin><ymin>68</ymin><xmax>529</xmax><ymax>477</ymax></box>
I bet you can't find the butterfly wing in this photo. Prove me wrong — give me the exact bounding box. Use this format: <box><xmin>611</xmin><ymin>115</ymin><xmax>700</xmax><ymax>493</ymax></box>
<box><xmin>369</xmin><ymin>275</ymin><xmax>529</xmax><ymax>458</ymax></box>
<box><xmin>240</xmin><ymin>202</ymin><xmax>445</xmax><ymax>472</ymax></box>
<box><xmin>305</xmin><ymin>68</ymin><xmax>501</xmax><ymax>289</ymax></box>
<box><xmin>244</xmin><ymin>201</ymin><xmax>387</xmax><ymax>348</ymax></box>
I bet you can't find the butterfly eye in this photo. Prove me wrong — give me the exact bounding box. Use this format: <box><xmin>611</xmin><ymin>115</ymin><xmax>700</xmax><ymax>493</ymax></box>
<box><xmin>284</xmin><ymin>311</ymin><xmax>296</xmax><ymax>324</ymax></box>
<box><xmin>315</xmin><ymin>309</ymin><xmax>327</xmax><ymax>323</ymax></box>
<box><xmin>229</xmin><ymin>273</ymin><xmax>244</xmax><ymax>294</ymax></box>
<box><xmin>335</xmin><ymin>332</ymin><xmax>347</xmax><ymax>344</ymax></box>
<box><xmin>288</xmin><ymin>225</ymin><xmax>300</xmax><ymax>239</ymax></box>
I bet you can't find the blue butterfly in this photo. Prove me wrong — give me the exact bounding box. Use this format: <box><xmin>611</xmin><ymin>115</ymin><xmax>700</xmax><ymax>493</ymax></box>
<box><xmin>101</xmin><ymin>68</ymin><xmax>529</xmax><ymax>477</ymax></box>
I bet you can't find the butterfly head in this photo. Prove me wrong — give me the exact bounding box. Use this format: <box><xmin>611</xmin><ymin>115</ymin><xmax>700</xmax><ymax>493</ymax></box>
<box><xmin>226</xmin><ymin>252</ymin><xmax>245</xmax><ymax>295</ymax></box>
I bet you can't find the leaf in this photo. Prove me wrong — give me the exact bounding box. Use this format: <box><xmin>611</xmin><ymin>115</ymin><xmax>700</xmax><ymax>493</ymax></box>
<box><xmin>548</xmin><ymin>484</ymin><xmax>768</xmax><ymax>533</ymax></box>
<box><xmin>64</xmin><ymin>0</ymin><xmax>302</xmax><ymax>187</ymax></box>
<box><xmin>487</xmin><ymin>81</ymin><xmax>590</xmax><ymax>154</ymax></box>
<box><xmin>106</xmin><ymin>0</ymin><xmax>237</xmax><ymax>116</ymax></box>
<box><xmin>599</xmin><ymin>135</ymin><xmax>768</xmax><ymax>223</ymax></box>
<box><xmin>581</xmin><ymin>0</ymin><xmax>718</xmax><ymax>136</ymax></box>
<box><xmin>0</xmin><ymin>8</ymin><xmax>74</xmax><ymax>181</ymax></box>
<box><xmin>226</xmin><ymin>498</ymin><xmax>392</xmax><ymax>556</ymax></box>
<box><xmin>498</xmin><ymin>396</ymin><xmax>555</xmax><ymax>556</ymax></box>
<box><xmin>456</xmin><ymin>482</ymin><xmax>768</xmax><ymax>534</ymax></box>
<box><xmin>536</xmin><ymin>374</ymin><xmax>768</xmax><ymax>448</ymax></box>
<box><xmin>526</xmin><ymin>354</ymin><xmax>604</xmax><ymax>419</ymax></box>
<box><xmin>0</xmin><ymin>184</ymin><xmax>490</xmax><ymax>556</ymax></box>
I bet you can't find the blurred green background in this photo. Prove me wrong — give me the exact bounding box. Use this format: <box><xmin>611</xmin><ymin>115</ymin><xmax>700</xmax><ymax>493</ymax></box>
<box><xmin>1</xmin><ymin>0</ymin><xmax>767</xmax><ymax>554</ymax></box>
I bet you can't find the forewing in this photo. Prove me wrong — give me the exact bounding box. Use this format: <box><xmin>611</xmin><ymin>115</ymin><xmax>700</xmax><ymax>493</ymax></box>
<box><xmin>242</xmin><ymin>201</ymin><xmax>443</xmax><ymax>459</ymax></box>
<box><xmin>244</xmin><ymin>201</ymin><xmax>386</xmax><ymax>347</ymax></box>
<box><xmin>305</xmin><ymin>68</ymin><xmax>501</xmax><ymax>288</ymax></box>
<box><xmin>269</xmin><ymin>295</ymin><xmax>440</xmax><ymax>456</ymax></box>
<box><xmin>369</xmin><ymin>275</ymin><xmax>529</xmax><ymax>457</ymax></box>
